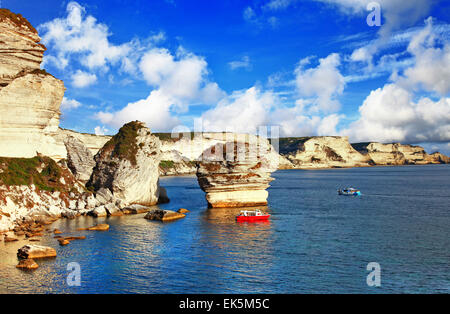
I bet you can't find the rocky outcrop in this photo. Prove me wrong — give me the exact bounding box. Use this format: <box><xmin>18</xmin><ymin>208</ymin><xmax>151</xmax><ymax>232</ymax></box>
<box><xmin>77</xmin><ymin>224</ymin><xmax>110</xmax><ymax>231</ymax></box>
<box><xmin>64</xmin><ymin>136</ymin><xmax>96</xmax><ymax>182</ymax></box>
<box><xmin>53</xmin><ymin>128</ymin><xmax>110</xmax><ymax>161</ymax></box>
<box><xmin>144</xmin><ymin>209</ymin><xmax>186</xmax><ymax>222</ymax></box>
<box><xmin>196</xmin><ymin>137</ymin><xmax>278</xmax><ymax>208</ymax></box>
<box><xmin>87</xmin><ymin>121</ymin><xmax>166</xmax><ymax>206</ymax></box>
<box><xmin>352</xmin><ymin>142</ymin><xmax>450</xmax><ymax>165</ymax></box>
<box><xmin>429</xmin><ymin>152</ymin><xmax>450</xmax><ymax>164</ymax></box>
<box><xmin>16</xmin><ymin>258</ymin><xmax>39</xmax><ymax>270</ymax></box>
<box><xmin>17</xmin><ymin>245</ymin><xmax>57</xmax><ymax>259</ymax></box>
<box><xmin>0</xmin><ymin>9</ymin><xmax>65</xmax><ymax>160</ymax></box>
<box><xmin>282</xmin><ymin>137</ymin><xmax>373</xmax><ymax>169</ymax></box>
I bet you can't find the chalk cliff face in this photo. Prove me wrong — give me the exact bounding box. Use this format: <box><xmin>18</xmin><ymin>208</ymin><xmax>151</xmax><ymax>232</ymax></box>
<box><xmin>87</xmin><ymin>121</ymin><xmax>165</xmax><ymax>206</ymax></box>
<box><xmin>281</xmin><ymin>137</ymin><xmax>373</xmax><ymax>169</ymax></box>
<box><xmin>196</xmin><ymin>137</ymin><xmax>278</xmax><ymax>208</ymax></box>
<box><xmin>353</xmin><ymin>142</ymin><xmax>449</xmax><ymax>165</ymax></box>
<box><xmin>0</xmin><ymin>9</ymin><xmax>44</xmax><ymax>89</ymax></box>
<box><xmin>0</xmin><ymin>9</ymin><xmax>65</xmax><ymax>159</ymax></box>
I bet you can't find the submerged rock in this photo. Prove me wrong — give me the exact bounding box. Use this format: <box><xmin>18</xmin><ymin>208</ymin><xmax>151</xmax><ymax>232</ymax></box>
<box><xmin>144</xmin><ymin>209</ymin><xmax>185</xmax><ymax>222</ymax></box>
<box><xmin>78</xmin><ymin>224</ymin><xmax>110</xmax><ymax>231</ymax></box>
<box><xmin>87</xmin><ymin>121</ymin><xmax>168</xmax><ymax>206</ymax></box>
<box><xmin>16</xmin><ymin>258</ymin><xmax>39</xmax><ymax>270</ymax></box>
<box><xmin>4</xmin><ymin>235</ymin><xmax>19</xmax><ymax>242</ymax></box>
<box><xmin>17</xmin><ymin>245</ymin><xmax>57</xmax><ymax>259</ymax></box>
<box><xmin>121</xmin><ymin>204</ymin><xmax>151</xmax><ymax>215</ymax></box>
<box><xmin>58</xmin><ymin>238</ymin><xmax>70</xmax><ymax>246</ymax></box>
<box><xmin>178</xmin><ymin>208</ymin><xmax>190</xmax><ymax>214</ymax></box>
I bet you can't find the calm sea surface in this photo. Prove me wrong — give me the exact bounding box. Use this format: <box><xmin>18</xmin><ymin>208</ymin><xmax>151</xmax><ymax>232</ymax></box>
<box><xmin>1</xmin><ymin>165</ymin><xmax>449</xmax><ymax>293</ymax></box>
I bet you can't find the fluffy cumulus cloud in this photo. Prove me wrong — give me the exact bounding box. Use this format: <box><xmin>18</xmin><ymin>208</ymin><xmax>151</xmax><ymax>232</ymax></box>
<box><xmin>200</xmin><ymin>86</ymin><xmax>343</xmax><ymax>137</ymax></box>
<box><xmin>97</xmin><ymin>47</ymin><xmax>224</xmax><ymax>131</ymax></box>
<box><xmin>39</xmin><ymin>2</ymin><xmax>131</xmax><ymax>72</ymax></box>
<box><xmin>200</xmin><ymin>87</ymin><xmax>273</xmax><ymax>133</ymax></box>
<box><xmin>94</xmin><ymin>126</ymin><xmax>109</xmax><ymax>136</ymax></box>
<box><xmin>96</xmin><ymin>90</ymin><xmax>180</xmax><ymax>131</ymax></box>
<box><xmin>60</xmin><ymin>97</ymin><xmax>82</xmax><ymax>110</ymax></box>
<box><xmin>343</xmin><ymin>19</ymin><xmax>450</xmax><ymax>144</ymax></box>
<box><xmin>139</xmin><ymin>48</ymin><xmax>223</xmax><ymax>104</ymax></box>
<box><xmin>342</xmin><ymin>84</ymin><xmax>450</xmax><ymax>143</ymax></box>
<box><xmin>295</xmin><ymin>53</ymin><xmax>345</xmax><ymax>113</ymax></box>
<box><xmin>71</xmin><ymin>70</ymin><xmax>97</xmax><ymax>88</ymax></box>
<box><xmin>395</xmin><ymin>18</ymin><xmax>450</xmax><ymax>95</ymax></box>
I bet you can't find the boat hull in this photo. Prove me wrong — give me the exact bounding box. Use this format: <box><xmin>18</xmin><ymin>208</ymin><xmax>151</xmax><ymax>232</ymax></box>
<box><xmin>236</xmin><ymin>215</ymin><xmax>271</xmax><ymax>222</ymax></box>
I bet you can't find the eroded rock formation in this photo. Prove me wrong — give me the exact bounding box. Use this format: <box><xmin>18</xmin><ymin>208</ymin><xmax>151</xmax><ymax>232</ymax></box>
<box><xmin>87</xmin><ymin>121</ymin><xmax>166</xmax><ymax>206</ymax></box>
<box><xmin>0</xmin><ymin>9</ymin><xmax>65</xmax><ymax>159</ymax></box>
<box><xmin>196</xmin><ymin>136</ymin><xmax>278</xmax><ymax>208</ymax></box>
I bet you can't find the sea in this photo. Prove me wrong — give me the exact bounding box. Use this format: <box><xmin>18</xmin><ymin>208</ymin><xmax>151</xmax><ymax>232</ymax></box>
<box><xmin>0</xmin><ymin>165</ymin><xmax>449</xmax><ymax>294</ymax></box>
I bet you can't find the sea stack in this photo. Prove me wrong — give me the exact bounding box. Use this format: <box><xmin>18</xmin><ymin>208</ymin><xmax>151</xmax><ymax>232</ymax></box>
<box><xmin>87</xmin><ymin>121</ymin><xmax>167</xmax><ymax>206</ymax></box>
<box><xmin>196</xmin><ymin>137</ymin><xmax>278</xmax><ymax>208</ymax></box>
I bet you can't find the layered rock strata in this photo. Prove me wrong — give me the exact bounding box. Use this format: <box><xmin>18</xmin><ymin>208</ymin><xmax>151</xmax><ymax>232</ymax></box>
<box><xmin>0</xmin><ymin>9</ymin><xmax>65</xmax><ymax>159</ymax></box>
<box><xmin>281</xmin><ymin>136</ymin><xmax>374</xmax><ymax>169</ymax></box>
<box><xmin>196</xmin><ymin>137</ymin><xmax>278</xmax><ymax>208</ymax></box>
<box><xmin>352</xmin><ymin>142</ymin><xmax>450</xmax><ymax>165</ymax></box>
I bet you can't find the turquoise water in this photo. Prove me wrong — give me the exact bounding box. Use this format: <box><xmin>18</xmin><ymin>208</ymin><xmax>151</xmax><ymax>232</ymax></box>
<box><xmin>0</xmin><ymin>165</ymin><xmax>449</xmax><ymax>293</ymax></box>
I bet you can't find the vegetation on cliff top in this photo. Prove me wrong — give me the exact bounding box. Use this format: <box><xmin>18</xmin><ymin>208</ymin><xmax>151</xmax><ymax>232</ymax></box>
<box><xmin>99</xmin><ymin>121</ymin><xmax>145</xmax><ymax>166</ymax></box>
<box><xmin>0</xmin><ymin>9</ymin><xmax>37</xmax><ymax>34</ymax></box>
<box><xmin>0</xmin><ymin>156</ymin><xmax>73</xmax><ymax>192</ymax></box>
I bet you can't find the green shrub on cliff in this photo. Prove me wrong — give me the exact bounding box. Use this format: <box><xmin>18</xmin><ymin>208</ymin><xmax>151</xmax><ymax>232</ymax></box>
<box><xmin>99</xmin><ymin>121</ymin><xmax>145</xmax><ymax>166</ymax></box>
<box><xmin>0</xmin><ymin>156</ymin><xmax>66</xmax><ymax>192</ymax></box>
<box><xmin>159</xmin><ymin>160</ymin><xmax>175</xmax><ymax>169</ymax></box>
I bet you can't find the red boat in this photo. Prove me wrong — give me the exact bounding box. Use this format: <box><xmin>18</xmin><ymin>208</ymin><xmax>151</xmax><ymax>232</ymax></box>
<box><xmin>236</xmin><ymin>210</ymin><xmax>271</xmax><ymax>222</ymax></box>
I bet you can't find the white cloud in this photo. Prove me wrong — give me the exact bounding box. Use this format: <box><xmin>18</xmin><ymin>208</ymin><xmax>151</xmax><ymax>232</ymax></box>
<box><xmin>60</xmin><ymin>97</ymin><xmax>82</xmax><ymax>110</ymax></box>
<box><xmin>200</xmin><ymin>86</ymin><xmax>344</xmax><ymax>137</ymax></box>
<box><xmin>39</xmin><ymin>2</ymin><xmax>132</xmax><ymax>72</ymax></box>
<box><xmin>343</xmin><ymin>17</ymin><xmax>450</xmax><ymax>145</ymax></box>
<box><xmin>94</xmin><ymin>126</ymin><xmax>109</xmax><ymax>136</ymax></box>
<box><xmin>263</xmin><ymin>0</ymin><xmax>296</xmax><ymax>11</ymax></box>
<box><xmin>342</xmin><ymin>84</ymin><xmax>450</xmax><ymax>143</ymax></box>
<box><xmin>295</xmin><ymin>53</ymin><xmax>345</xmax><ymax>112</ymax></box>
<box><xmin>139</xmin><ymin>47</ymin><xmax>223</xmax><ymax>104</ymax></box>
<box><xmin>228</xmin><ymin>56</ymin><xmax>251</xmax><ymax>71</ymax></box>
<box><xmin>71</xmin><ymin>70</ymin><xmax>97</xmax><ymax>88</ymax></box>
<box><xmin>395</xmin><ymin>17</ymin><xmax>450</xmax><ymax>95</ymax></box>
<box><xmin>200</xmin><ymin>87</ymin><xmax>273</xmax><ymax>133</ymax></box>
<box><xmin>96</xmin><ymin>90</ymin><xmax>180</xmax><ymax>132</ymax></box>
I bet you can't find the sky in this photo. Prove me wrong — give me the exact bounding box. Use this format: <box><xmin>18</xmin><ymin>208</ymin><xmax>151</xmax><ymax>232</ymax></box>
<box><xmin>3</xmin><ymin>0</ymin><xmax>450</xmax><ymax>154</ymax></box>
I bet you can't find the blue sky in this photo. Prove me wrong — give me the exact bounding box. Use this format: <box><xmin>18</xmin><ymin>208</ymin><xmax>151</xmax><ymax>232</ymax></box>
<box><xmin>3</xmin><ymin>0</ymin><xmax>450</xmax><ymax>154</ymax></box>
